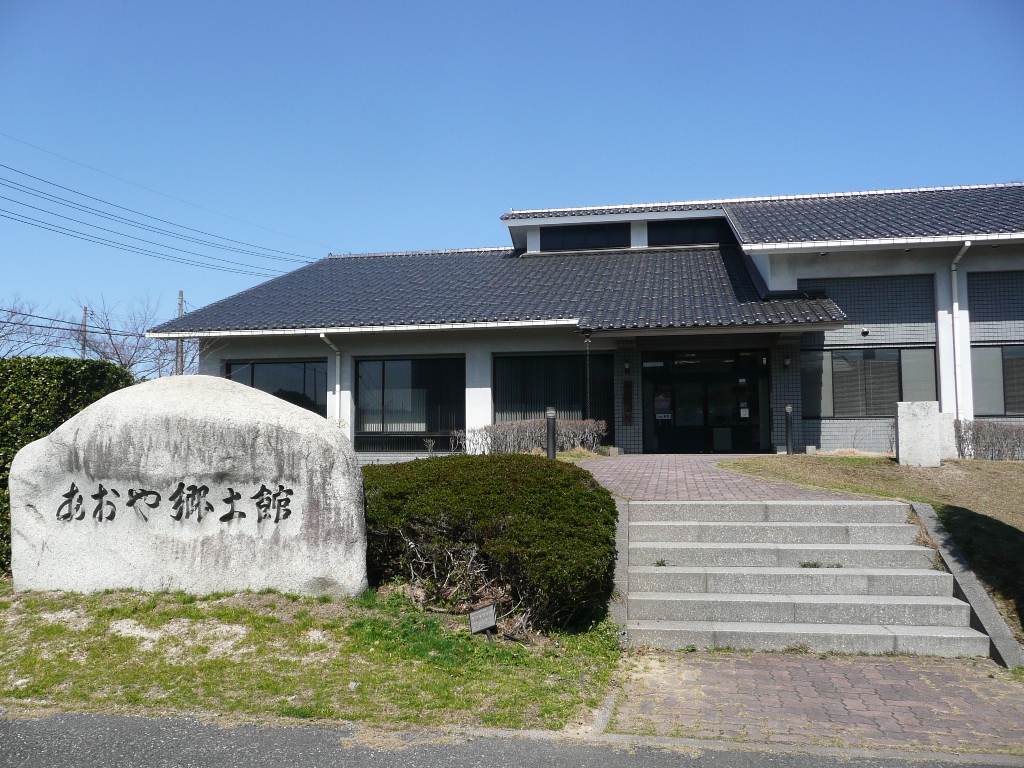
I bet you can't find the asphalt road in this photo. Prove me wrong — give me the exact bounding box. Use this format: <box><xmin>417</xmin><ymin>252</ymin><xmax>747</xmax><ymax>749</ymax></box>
<box><xmin>1</xmin><ymin>714</ymin><xmax>1021</xmax><ymax>768</ymax></box>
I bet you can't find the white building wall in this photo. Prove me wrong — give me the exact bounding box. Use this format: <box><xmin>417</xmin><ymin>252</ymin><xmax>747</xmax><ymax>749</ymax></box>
<box><xmin>193</xmin><ymin>243</ymin><xmax>1023</xmax><ymax>455</ymax></box>
<box><xmin>465</xmin><ymin>346</ymin><xmax>492</xmax><ymax>437</ymax></box>
<box><xmin>630</xmin><ymin>221</ymin><xmax>647</xmax><ymax>248</ymax></box>
<box><xmin>953</xmin><ymin>265</ymin><xmax>975</xmax><ymax>419</ymax></box>
<box><xmin>198</xmin><ymin>326</ymin><xmax>615</xmax><ymax>445</ymax></box>
<box><xmin>934</xmin><ymin>269</ymin><xmax>957</xmax><ymax>416</ymax></box>
<box><xmin>761</xmin><ymin>244</ymin><xmax>1024</xmax><ymax>422</ymax></box>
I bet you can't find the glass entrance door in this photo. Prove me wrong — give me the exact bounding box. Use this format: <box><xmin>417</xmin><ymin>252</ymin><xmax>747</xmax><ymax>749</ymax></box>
<box><xmin>642</xmin><ymin>349</ymin><xmax>770</xmax><ymax>453</ymax></box>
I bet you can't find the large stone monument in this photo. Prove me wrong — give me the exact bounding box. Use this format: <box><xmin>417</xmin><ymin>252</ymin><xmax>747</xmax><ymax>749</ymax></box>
<box><xmin>895</xmin><ymin>401</ymin><xmax>944</xmax><ymax>468</ymax></box>
<box><xmin>9</xmin><ymin>375</ymin><xmax>367</xmax><ymax>596</ymax></box>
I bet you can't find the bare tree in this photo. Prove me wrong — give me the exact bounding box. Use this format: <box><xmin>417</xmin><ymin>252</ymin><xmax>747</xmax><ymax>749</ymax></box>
<box><xmin>1</xmin><ymin>293</ymin><xmax>201</xmax><ymax>379</ymax></box>
<box><xmin>0</xmin><ymin>294</ymin><xmax>74</xmax><ymax>358</ymax></box>
<box><xmin>66</xmin><ymin>294</ymin><xmax>200</xmax><ymax>380</ymax></box>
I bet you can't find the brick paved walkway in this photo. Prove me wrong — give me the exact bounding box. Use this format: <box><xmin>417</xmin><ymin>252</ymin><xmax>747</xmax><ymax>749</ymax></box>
<box><xmin>610</xmin><ymin>651</ymin><xmax>1024</xmax><ymax>753</ymax></box>
<box><xmin>577</xmin><ymin>454</ymin><xmax>851</xmax><ymax>501</ymax></box>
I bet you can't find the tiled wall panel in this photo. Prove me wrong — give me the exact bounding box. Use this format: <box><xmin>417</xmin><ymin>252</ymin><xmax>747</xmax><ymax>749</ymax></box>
<box><xmin>613</xmin><ymin>344</ymin><xmax>643</xmax><ymax>454</ymax></box>
<box><xmin>967</xmin><ymin>271</ymin><xmax>1024</xmax><ymax>343</ymax></box>
<box><xmin>801</xmin><ymin>418</ymin><xmax>895</xmax><ymax>454</ymax></box>
<box><xmin>799</xmin><ymin>274</ymin><xmax>936</xmax><ymax>347</ymax></box>
<box><xmin>770</xmin><ymin>338</ymin><xmax>801</xmax><ymax>450</ymax></box>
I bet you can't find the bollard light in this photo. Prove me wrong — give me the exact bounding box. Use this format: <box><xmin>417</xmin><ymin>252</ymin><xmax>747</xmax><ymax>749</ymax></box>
<box><xmin>785</xmin><ymin>404</ymin><xmax>794</xmax><ymax>456</ymax></box>
<box><xmin>546</xmin><ymin>407</ymin><xmax>557</xmax><ymax>459</ymax></box>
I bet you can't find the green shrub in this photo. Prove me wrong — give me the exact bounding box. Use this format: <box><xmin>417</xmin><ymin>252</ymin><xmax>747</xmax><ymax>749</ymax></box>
<box><xmin>0</xmin><ymin>488</ymin><xmax>8</xmax><ymax>580</ymax></box>
<box><xmin>0</xmin><ymin>357</ymin><xmax>134</xmax><ymax>575</ymax></box>
<box><xmin>362</xmin><ymin>454</ymin><xmax>618</xmax><ymax>629</ymax></box>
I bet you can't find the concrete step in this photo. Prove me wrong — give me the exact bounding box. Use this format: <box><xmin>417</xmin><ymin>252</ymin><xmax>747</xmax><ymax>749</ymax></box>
<box><xmin>629</xmin><ymin>521</ymin><xmax>918</xmax><ymax>545</ymax></box>
<box><xmin>626</xmin><ymin>620</ymin><xmax>990</xmax><ymax>657</ymax></box>
<box><xmin>629</xmin><ymin>542</ymin><xmax>937</xmax><ymax>569</ymax></box>
<box><xmin>627</xmin><ymin>566</ymin><xmax>954</xmax><ymax>596</ymax></box>
<box><xmin>628</xmin><ymin>501</ymin><xmax>910</xmax><ymax>524</ymax></box>
<box><xmin>628</xmin><ymin>592</ymin><xmax>971</xmax><ymax>626</ymax></box>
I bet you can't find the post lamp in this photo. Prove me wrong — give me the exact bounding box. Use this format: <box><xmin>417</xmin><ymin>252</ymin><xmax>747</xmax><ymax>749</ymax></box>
<box><xmin>546</xmin><ymin>407</ymin><xmax>557</xmax><ymax>459</ymax></box>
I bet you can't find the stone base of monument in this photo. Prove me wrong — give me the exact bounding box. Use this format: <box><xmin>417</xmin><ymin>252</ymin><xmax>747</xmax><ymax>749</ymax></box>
<box><xmin>895</xmin><ymin>401</ymin><xmax>955</xmax><ymax>468</ymax></box>
<box><xmin>9</xmin><ymin>375</ymin><xmax>368</xmax><ymax>597</ymax></box>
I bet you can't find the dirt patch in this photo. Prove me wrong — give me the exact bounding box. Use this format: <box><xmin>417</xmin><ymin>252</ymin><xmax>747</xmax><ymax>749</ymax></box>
<box><xmin>108</xmin><ymin>617</ymin><xmax>248</xmax><ymax>658</ymax></box>
<box><xmin>39</xmin><ymin>609</ymin><xmax>91</xmax><ymax>631</ymax></box>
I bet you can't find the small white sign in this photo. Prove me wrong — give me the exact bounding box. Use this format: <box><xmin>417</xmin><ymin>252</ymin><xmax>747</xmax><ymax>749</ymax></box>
<box><xmin>740</xmin><ymin>408</ymin><xmax>750</xmax><ymax>419</ymax></box>
<box><xmin>469</xmin><ymin>603</ymin><xmax>497</xmax><ymax>634</ymax></box>
<box><xmin>655</xmin><ymin>413</ymin><xmax>672</xmax><ymax>420</ymax></box>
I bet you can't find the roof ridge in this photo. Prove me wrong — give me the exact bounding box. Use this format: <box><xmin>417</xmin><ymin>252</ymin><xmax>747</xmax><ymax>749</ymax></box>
<box><xmin>328</xmin><ymin>247</ymin><xmax>511</xmax><ymax>259</ymax></box>
<box><xmin>502</xmin><ymin>181</ymin><xmax>1024</xmax><ymax>219</ymax></box>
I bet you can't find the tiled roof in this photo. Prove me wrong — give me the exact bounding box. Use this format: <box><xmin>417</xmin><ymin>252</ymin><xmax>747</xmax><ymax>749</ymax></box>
<box><xmin>150</xmin><ymin>246</ymin><xmax>845</xmax><ymax>335</ymax></box>
<box><xmin>502</xmin><ymin>183</ymin><xmax>1024</xmax><ymax>244</ymax></box>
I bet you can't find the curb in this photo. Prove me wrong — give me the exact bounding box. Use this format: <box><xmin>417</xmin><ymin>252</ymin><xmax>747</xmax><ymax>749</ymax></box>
<box><xmin>912</xmin><ymin>502</ymin><xmax>1024</xmax><ymax>668</ymax></box>
<box><xmin>459</xmin><ymin>725</ymin><xmax>1024</xmax><ymax>765</ymax></box>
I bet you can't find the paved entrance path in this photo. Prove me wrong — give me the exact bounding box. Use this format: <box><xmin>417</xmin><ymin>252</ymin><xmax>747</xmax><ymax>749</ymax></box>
<box><xmin>577</xmin><ymin>454</ymin><xmax>852</xmax><ymax>501</ymax></box>
<box><xmin>610</xmin><ymin>651</ymin><xmax>1024</xmax><ymax>754</ymax></box>
<box><xmin>578</xmin><ymin>454</ymin><xmax>1024</xmax><ymax>756</ymax></box>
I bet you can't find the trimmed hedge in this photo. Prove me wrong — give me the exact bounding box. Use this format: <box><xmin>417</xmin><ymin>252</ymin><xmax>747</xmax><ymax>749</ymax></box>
<box><xmin>362</xmin><ymin>454</ymin><xmax>618</xmax><ymax>629</ymax></box>
<box><xmin>0</xmin><ymin>357</ymin><xmax>135</xmax><ymax>574</ymax></box>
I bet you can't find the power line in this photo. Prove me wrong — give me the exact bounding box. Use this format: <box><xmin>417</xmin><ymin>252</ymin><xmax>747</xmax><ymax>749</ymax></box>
<box><xmin>0</xmin><ymin>209</ymin><xmax>279</xmax><ymax>277</ymax></box>
<box><xmin>0</xmin><ymin>130</ymin><xmax>329</xmax><ymax>249</ymax></box>
<box><xmin>3</xmin><ymin>319</ymin><xmax>140</xmax><ymax>339</ymax></box>
<box><xmin>0</xmin><ymin>197</ymin><xmax>285</xmax><ymax>275</ymax></box>
<box><xmin>1</xmin><ymin>307</ymin><xmax>148</xmax><ymax>336</ymax></box>
<box><xmin>0</xmin><ymin>314</ymin><xmax>144</xmax><ymax>338</ymax></box>
<box><xmin>0</xmin><ymin>177</ymin><xmax>313</xmax><ymax>264</ymax></box>
<box><xmin>0</xmin><ymin>163</ymin><xmax>317</xmax><ymax>261</ymax></box>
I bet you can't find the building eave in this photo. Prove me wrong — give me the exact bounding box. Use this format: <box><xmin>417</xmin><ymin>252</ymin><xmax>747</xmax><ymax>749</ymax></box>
<box><xmin>587</xmin><ymin>320</ymin><xmax>848</xmax><ymax>337</ymax></box>
<box><xmin>146</xmin><ymin>318</ymin><xmax>583</xmax><ymax>340</ymax></box>
<box><xmin>742</xmin><ymin>232</ymin><xmax>1024</xmax><ymax>255</ymax></box>
<box><xmin>500</xmin><ymin>182</ymin><xmax>1024</xmax><ymax>221</ymax></box>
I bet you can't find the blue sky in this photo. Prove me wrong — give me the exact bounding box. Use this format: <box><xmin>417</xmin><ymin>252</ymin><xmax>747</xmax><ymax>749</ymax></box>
<box><xmin>1</xmin><ymin>0</ymin><xmax>1022</xmax><ymax>321</ymax></box>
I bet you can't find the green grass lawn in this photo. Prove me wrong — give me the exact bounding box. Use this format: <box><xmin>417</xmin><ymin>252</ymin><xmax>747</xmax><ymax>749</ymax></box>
<box><xmin>721</xmin><ymin>455</ymin><xmax>1024</xmax><ymax>646</ymax></box>
<box><xmin>0</xmin><ymin>580</ymin><xmax>620</xmax><ymax>729</ymax></box>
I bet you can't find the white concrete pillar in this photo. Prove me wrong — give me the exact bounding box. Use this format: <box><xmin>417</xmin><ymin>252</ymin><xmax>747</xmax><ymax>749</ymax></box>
<box><xmin>935</xmin><ymin>270</ymin><xmax>957</xmax><ymax>415</ymax></box>
<box><xmin>630</xmin><ymin>221</ymin><xmax>647</xmax><ymax>248</ymax></box>
<box><xmin>465</xmin><ymin>347</ymin><xmax>492</xmax><ymax>447</ymax></box>
<box><xmin>954</xmin><ymin>268</ymin><xmax>975</xmax><ymax>419</ymax></box>
<box><xmin>325</xmin><ymin>349</ymin><xmax>339</xmax><ymax>421</ymax></box>
<box><xmin>526</xmin><ymin>226</ymin><xmax>540</xmax><ymax>253</ymax></box>
<box><xmin>750</xmin><ymin>253</ymin><xmax>779</xmax><ymax>290</ymax></box>
<box><xmin>339</xmin><ymin>351</ymin><xmax>354</xmax><ymax>440</ymax></box>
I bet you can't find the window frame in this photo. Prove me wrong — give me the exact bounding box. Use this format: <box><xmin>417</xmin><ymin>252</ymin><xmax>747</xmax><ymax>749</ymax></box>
<box><xmin>491</xmin><ymin>352</ymin><xmax>615</xmax><ymax>444</ymax></box>
<box><xmin>646</xmin><ymin>217</ymin><xmax>737</xmax><ymax>247</ymax></box>
<box><xmin>352</xmin><ymin>354</ymin><xmax>466</xmax><ymax>437</ymax></box>
<box><xmin>799</xmin><ymin>346</ymin><xmax>938</xmax><ymax>420</ymax></box>
<box><xmin>538</xmin><ymin>223</ymin><xmax>631</xmax><ymax>252</ymax></box>
<box><xmin>223</xmin><ymin>357</ymin><xmax>329</xmax><ymax>417</ymax></box>
<box><xmin>970</xmin><ymin>343</ymin><xmax>1024</xmax><ymax>417</ymax></box>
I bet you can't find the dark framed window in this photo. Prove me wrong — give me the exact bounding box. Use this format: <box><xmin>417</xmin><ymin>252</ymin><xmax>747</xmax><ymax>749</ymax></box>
<box><xmin>647</xmin><ymin>218</ymin><xmax>737</xmax><ymax>247</ymax></box>
<box><xmin>354</xmin><ymin>357</ymin><xmax>465</xmax><ymax>451</ymax></box>
<box><xmin>493</xmin><ymin>353</ymin><xmax>614</xmax><ymax>444</ymax></box>
<box><xmin>800</xmin><ymin>348</ymin><xmax>936</xmax><ymax>418</ymax></box>
<box><xmin>225</xmin><ymin>359</ymin><xmax>328</xmax><ymax>417</ymax></box>
<box><xmin>539</xmin><ymin>223</ymin><xmax>630</xmax><ymax>252</ymax></box>
<box><xmin>971</xmin><ymin>345</ymin><xmax>1024</xmax><ymax>416</ymax></box>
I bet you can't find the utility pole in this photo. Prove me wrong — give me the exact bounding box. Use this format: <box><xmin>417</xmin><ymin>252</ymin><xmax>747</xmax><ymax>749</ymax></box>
<box><xmin>175</xmin><ymin>290</ymin><xmax>184</xmax><ymax>375</ymax></box>
<box><xmin>80</xmin><ymin>307</ymin><xmax>88</xmax><ymax>360</ymax></box>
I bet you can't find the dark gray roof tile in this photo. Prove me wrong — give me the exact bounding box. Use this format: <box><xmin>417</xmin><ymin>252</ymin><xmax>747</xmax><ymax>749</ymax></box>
<box><xmin>151</xmin><ymin>246</ymin><xmax>845</xmax><ymax>335</ymax></box>
<box><xmin>503</xmin><ymin>184</ymin><xmax>1024</xmax><ymax>244</ymax></box>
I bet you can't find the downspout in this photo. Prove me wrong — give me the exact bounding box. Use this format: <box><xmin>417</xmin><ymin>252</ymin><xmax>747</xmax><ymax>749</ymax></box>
<box><xmin>319</xmin><ymin>333</ymin><xmax>342</xmax><ymax>424</ymax></box>
<box><xmin>950</xmin><ymin>241</ymin><xmax>971</xmax><ymax>420</ymax></box>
